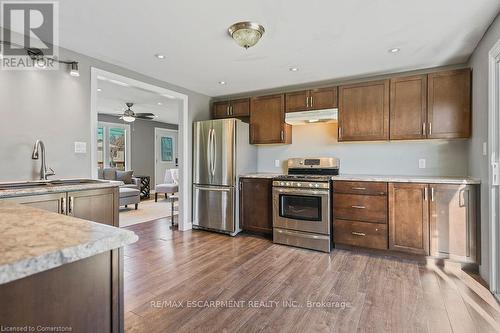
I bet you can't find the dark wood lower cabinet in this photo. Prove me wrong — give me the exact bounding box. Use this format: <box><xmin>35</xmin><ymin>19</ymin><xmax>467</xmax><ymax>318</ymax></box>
<box><xmin>239</xmin><ymin>177</ymin><xmax>273</xmax><ymax>235</ymax></box>
<box><xmin>388</xmin><ymin>183</ymin><xmax>429</xmax><ymax>255</ymax></box>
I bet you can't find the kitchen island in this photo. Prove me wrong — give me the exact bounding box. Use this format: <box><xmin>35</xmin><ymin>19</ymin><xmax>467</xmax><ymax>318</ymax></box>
<box><xmin>0</xmin><ymin>181</ymin><xmax>138</xmax><ymax>333</ymax></box>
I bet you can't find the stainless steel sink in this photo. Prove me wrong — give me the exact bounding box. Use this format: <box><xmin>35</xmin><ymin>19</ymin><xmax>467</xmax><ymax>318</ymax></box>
<box><xmin>0</xmin><ymin>179</ymin><xmax>104</xmax><ymax>190</ymax></box>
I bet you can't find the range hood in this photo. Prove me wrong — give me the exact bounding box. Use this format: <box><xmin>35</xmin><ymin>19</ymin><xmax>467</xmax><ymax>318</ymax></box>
<box><xmin>285</xmin><ymin>108</ymin><xmax>338</xmax><ymax>125</ymax></box>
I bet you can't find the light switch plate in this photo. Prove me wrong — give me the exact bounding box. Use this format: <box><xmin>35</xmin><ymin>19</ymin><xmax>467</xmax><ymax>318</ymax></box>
<box><xmin>274</xmin><ymin>160</ymin><xmax>280</xmax><ymax>167</ymax></box>
<box><xmin>74</xmin><ymin>142</ymin><xmax>87</xmax><ymax>154</ymax></box>
<box><xmin>483</xmin><ymin>142</ymin><xmax>488</xmax><ymax>156</ymax></box>
<box><xmin>418</xmin><ymin>159</ymin><xmax>426</xmax><ymax>169</ymax></box>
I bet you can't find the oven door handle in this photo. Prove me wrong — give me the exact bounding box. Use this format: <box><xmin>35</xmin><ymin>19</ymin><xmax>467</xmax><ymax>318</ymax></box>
<box><xmin>273</xmin><ymin>187</ymin><xmax>329</xmax><ymax>196</ymax></box>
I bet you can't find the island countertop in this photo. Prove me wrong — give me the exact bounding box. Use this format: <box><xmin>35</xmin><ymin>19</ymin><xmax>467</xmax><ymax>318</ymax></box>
<box><xmin>0</xmin><ymin>202</ymin><xmax>138</xmax><ymax>285</ymax></box>
<box><xmin>0</xmin><ymin>179</ymin><xmax>121</xmax><ymax>198</ymax></box>
<box><xmin>331</xmin><ymin>174</ymin><xmax>481</xmax><ymax>185</ymax></box>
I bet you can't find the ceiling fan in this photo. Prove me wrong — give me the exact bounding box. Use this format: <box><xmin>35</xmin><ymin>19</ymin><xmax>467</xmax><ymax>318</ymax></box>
<box><xmin>119</xmin><ymin>102</ymin><xmax>156</xmax><ymax>122</ymax></box>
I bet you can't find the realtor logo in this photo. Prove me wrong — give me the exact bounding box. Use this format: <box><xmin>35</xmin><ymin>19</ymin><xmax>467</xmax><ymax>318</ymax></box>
<box><xmin>1</xmin><ymin>1</ymin><xmax>59</xmax><ymax>70</ymax></box>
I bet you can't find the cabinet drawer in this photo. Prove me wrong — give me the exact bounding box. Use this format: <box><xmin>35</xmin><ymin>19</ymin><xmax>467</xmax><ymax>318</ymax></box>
<box><xmin>334</xmin><ymin>219</ymin><xmax>388</xmax><ymax>250</ymax></box>
<box><xmin>334</xmin><ymin>193</ymin><xmax>387</xmax><ymax>223</ymax></box>
<box><xmin>333</xmin><ymin>181</ymin><xmax>387</xmax><ymax>196</ymax></box>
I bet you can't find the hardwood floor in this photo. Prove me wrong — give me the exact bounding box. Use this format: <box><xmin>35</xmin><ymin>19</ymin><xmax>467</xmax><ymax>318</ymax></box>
<box><xmin>123</xmin><ymin>218</ymin><xmax>500</xmax><ymax>333</ymax></box>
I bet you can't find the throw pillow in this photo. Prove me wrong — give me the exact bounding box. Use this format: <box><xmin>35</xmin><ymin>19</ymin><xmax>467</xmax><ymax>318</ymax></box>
<box><xmin>116</xmin><ymin>170</ymin><xmax>134</xmax><ymax>184</ymax></box>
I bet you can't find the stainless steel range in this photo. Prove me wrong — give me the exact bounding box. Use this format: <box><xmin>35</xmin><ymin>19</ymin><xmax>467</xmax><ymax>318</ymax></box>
<box><xmin>272</xmin><ymin>157</ymin><xmax>339</xmax><ymax>252</ymax></box>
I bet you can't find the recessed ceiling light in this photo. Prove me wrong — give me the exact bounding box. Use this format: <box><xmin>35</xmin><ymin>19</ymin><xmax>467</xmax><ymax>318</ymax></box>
<box><xmin>218</xmin><ymin>81</ymin><xmax>226</xmax><ymax>85</ymax></box>
<box><xmin>157</xmin><ymin>102</ymin><xmax>163</xmax><ymax>105</ymax></box>
<box><xmin>388</xmin><ymin>48</ymin><xmax>400</xmax><ymax>53</ymax></box>
<box><xmin>155</xmin><ymin>54</ymin><xmax>166</xmax><ymax>59</ymax></box>
<box><xmin>289</xmin><ymin>67</ymin><xmax>299</xmax><ymax>72</ymax></box>
<box><xmin>97</xmin><ymin>88</ymin><xmax>102</xmax><ymax>92</ymax></box>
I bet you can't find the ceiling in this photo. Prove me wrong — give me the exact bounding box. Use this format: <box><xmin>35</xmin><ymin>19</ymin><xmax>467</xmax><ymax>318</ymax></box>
<box><xmin>97</xmin><ymin>77</ymin><xmax>180</xmax><ymax>124</ymax></box>
<box><xmin>57</xmin><ymin>0</ymin><xmax>500</xmax><ymax>96</ymax></box>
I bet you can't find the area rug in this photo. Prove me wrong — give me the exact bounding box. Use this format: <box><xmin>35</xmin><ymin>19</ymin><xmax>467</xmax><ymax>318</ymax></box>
<box><xmin>119</xmin><ymin>198</ymin><xmax>178</xmax><ymax>227</ymax></box>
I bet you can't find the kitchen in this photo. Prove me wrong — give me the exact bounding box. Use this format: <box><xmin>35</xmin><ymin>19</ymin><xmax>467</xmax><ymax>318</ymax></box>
<box><xmin>1</xmin><ymin>1</ymin><xmax>500</xmax><ymax>332</ymax></box>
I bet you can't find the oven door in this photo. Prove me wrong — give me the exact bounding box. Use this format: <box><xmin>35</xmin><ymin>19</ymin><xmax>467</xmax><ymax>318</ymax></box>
<box><xmin>272</xmin><ymin>186</ymin><xmax>330</xmax><ymax>235</ymax></box>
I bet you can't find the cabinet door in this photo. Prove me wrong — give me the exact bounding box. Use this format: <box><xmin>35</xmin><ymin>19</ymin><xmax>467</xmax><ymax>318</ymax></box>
<box><xmin>389</xmin><ymin>183</ymin><xmax>429</xmax><ymax>255</ymax></box>
<box><xmin>67</xmin><ymin>188</ymin><xmax>118</xmax><ymax>226</ymax></box>
<box><xmin>3</xmin><ymin>193</ymin><xmax>65</xmax><ymax>214</ymax></box>
<box><xmin>213</xmin><ymin>101</ymin><xmax>231</xmax><ymax>119</ymax></box>
<box><xmin>338</xmin><ymin>80</ymin><xmax>389</xmax><ymax>141</ymax></box>
<box><xmin>239</xmin><ymin>178</ymin><xmax>273</xmax><ymax>234</ymax></box>
<box><xmin>390</xmin><ymin>75</ymin><xmax>427</xmax><ymax>140</ymax></box>
<box><xmin>310</xmin><ymin>87</ymin><xmax>338</xmax><ymax>110</ymax></box>
<box><xmin>230</xmin><ymin>98</ymin><xmax>250</xmax><ymax>117</ymax></box>
<box><xmin>250</xmin><ymin>94</ymin><xmax>291</xmax><ymax>144</ymax></box>
<box><xmin>429</xmin><ymin>184</ymin><xmax>477</xmax><ymax>263</ymax></box>
<box><xmin>427</xmin><ymin>69</ymin><xmax>471</xmax><ymax>139</ymax></box>
<box><xmin>285</xmin><ymin>90</ymin><xmax>309</xmax><ymax>113</ymax></box>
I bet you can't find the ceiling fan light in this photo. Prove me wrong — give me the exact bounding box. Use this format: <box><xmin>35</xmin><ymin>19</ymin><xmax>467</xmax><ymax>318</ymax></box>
<box><xmin>122</xmin><ymin>116</ymin><xmax>135</xmax><ymax>122</ymax></box>
<box><xmin>228</xmin><ymin>22</ymin><xmax>265</xmax><ymax>49</ymax></box>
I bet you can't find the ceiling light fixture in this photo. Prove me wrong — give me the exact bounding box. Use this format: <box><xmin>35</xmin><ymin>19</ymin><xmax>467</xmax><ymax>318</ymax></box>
<box><xmin>228</xmin><ymin>21</ymin><xmax>265</xmax><ymax>49</ymax></box>
<box><xmin>218</xmin><ymin>81</ymin><xmax>226</xmax><ymax>85</ymax></box>
<box><xmin>155</xmin><ymin>54</ymin><xmax>166</xmax><ymax>59</ymax></box>
<box><xmin>289</xmin><ymin>67</ymin><xmax>299</xmax><ymax>72</ymax></box>
<box><xmin>97</xmin><ymin>88</ymin><xmax>102</xmax><ymax>92</ymax></box>
<box><xmin>69</xmin><ymin>62</ymin><xmax>80</xmax><ymax>77</ymax></box>
<box><xmin>157</xmin><ymin>102</ymin><xmax>163</xmax><ymax>105</ymax></box>
<box><xmin>388</xmin><ymin>48</ymin><xmax>400</xmax><ymax>53</ymax></box>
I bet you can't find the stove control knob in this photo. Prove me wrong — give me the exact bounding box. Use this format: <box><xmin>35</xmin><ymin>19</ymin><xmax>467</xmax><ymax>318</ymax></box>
<box><xmin>297</xmin><ymin>183</ymin><xmax>301</xmax><ymax>187</ymax></box>
<box><xmin>315</xmin><ymin>184</ymin><xmax>320</xmax><ymax>188</ymax></box>
<box><xmin>280</xmin><ymin>182</ymin><xmax>284</xmax><ymax>186</ymax></box>
<box><xmin>309</xmin><ymin>183</ymin><xmax>313</xmax><ymax>187</ymax></box>
<box><xmin>286</xmin><ymin>182</ymin><xmax>290</xmax><ymax>186</ymax></box>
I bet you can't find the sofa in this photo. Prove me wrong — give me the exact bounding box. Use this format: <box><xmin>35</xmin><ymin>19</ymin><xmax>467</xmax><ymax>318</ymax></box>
<box><xmin>98</xmin><ymin>168</ymin><xmax>141</xmax><ymax>209</ymax></box>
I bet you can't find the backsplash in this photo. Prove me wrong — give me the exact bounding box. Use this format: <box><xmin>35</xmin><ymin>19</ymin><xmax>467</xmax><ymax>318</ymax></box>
<box><xmin>257</xmin><ymin>123</ymin><xmax>469</xmax><ymax>176</ymax></box>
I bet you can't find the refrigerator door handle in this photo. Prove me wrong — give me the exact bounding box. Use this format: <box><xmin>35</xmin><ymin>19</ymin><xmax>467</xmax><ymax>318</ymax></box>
<box><xmin>211</xmin><ymin>128</ymin><xmax>217</xmax><ymax>176</ymax></box>
<box><xmin>207</xmin><ymin>128</ymin><xmax>213</xmax><ymax>180</ymax></box>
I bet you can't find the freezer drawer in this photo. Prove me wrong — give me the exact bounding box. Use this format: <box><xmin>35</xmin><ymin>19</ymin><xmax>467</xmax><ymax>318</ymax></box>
<box><xmin>193</xmin><ymin>184</ymin><xmax>235</xmax><ymax>233</ymax></box>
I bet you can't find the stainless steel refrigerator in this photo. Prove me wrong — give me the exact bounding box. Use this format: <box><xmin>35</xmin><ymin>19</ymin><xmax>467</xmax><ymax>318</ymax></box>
<box><xmin>192</xmin><ymin>119</ymin><xmax>257</xmax><ymax>235</ymax></box>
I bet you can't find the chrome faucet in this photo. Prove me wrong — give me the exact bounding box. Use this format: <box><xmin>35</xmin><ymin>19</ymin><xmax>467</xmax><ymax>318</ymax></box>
<box><xmin>31</xmin><ymin>140</ymin><xmax>55</xmax><ymax>180</ymax></box>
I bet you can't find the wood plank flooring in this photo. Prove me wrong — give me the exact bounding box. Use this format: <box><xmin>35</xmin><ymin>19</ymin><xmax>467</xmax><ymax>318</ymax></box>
<box><xmin>123</xmin><ymin>218</ymin><xmax>500</xmax><ymax>333</ymax></box>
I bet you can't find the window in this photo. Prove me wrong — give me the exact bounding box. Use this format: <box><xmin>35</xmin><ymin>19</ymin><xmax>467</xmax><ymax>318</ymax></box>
<box><xmin>161</xmin><ymin>136</ymin><xmax>173</xmax><ymax>161</ymax></box>
<box><xmin>97</xmin><ymin>122</ymin><xmax>131</xmax><ymax>171</ymax></box>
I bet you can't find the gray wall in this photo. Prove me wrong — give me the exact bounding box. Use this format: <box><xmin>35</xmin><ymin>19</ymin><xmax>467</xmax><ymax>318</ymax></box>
<box><xmin>0</xmin><ymin>37</ymin><xmax>211</xmax><ymax>222</ymax></box>
<box><xmin>468</xmin><ymin>12</ymin><xmax>500</xmax><ymax>284</ymax></box>
<box><xmin>97</xmin><ymin>114</ymin><xmax>178</xmax><ymax>185</ymax></box>
<box><xmin>257</xmin><ymin>123</ymin><xmax>469</xmax><ymax>176</ymax></box>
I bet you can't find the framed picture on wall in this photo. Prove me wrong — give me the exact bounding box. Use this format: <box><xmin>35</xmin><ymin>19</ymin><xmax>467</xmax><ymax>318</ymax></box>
<box><xmin>161</xmin><ymin>136</ymin><xmax>173</xmax><ymax>161</ymax></box>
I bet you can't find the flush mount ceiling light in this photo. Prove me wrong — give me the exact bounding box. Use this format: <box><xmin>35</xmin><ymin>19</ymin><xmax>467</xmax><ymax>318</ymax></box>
<box><xmin>218</xmin><ymin>81</ymin><xmax>226</xmax><ymax>85</ymax></box>
<box><xmin>155</xmin><ymin>54</ymin><xmax>166</xmax><ymax>59</ymax></box>
<box><xmin>289</xmin><ymin>67</ymin><xmax>299</xmax><ymax>72</ymax></box>
<box><xmin>388</xmin><ymin>48</ymin><xmax>400</xmax><ymax>53</ymax></box>
<box><xmin>97</xmin><ymin>88</ymin><xmax>102</xmax><ymax>92</ymax></box>
<box><xmin>228</xmin><ymin>21</ymin><xmax>265</xmax><ymax>49</ymax></box>
<box><xmin>157</xmin><ymin>102</ymin><xmax>163</xmax><ymax>105</ymax></box>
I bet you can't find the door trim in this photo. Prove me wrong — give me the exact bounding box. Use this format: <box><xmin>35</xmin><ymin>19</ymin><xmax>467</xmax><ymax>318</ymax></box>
<box><xmin>488</xmin><ymin>38</ymin><xmax>500</xmax><ymax>297</ymax></box>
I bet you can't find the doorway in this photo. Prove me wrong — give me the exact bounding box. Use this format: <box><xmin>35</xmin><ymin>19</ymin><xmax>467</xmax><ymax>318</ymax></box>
<box><xmin>155</xmin><ymin>128</ymin><xmax>178</xmax><ymax>187</ymax></box>
<box><xmin>90</xmin><ymin>68</ymin><xmax>190</xmax><ymax>231</ymax></box>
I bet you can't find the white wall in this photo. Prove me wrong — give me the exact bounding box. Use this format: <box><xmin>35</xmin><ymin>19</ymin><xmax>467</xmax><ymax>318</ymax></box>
<box><xmin>468</xmin><ymin>13</ymin><xmax>500</xmax><ymax>284</ymax></box>
<box><xmin>258</xmin><ymin>123</ymin><xmax>469</xmax><ymax>176</ymax></box>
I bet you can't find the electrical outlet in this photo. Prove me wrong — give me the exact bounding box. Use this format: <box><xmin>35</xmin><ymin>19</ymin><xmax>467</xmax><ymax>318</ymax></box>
<box><xmin>274</xmin><ymin>160</ymin><xmax>280</xmax><ymax>167</ymax></box>
<box><xmin>418</xmin><ymin>159</ymin><xmax>426</xmax><ymax>169</ymax></box>
<box><xmin>74</xmin><ymin>142</ymin><xmax>87</xmax><ymax>154</ymax></box>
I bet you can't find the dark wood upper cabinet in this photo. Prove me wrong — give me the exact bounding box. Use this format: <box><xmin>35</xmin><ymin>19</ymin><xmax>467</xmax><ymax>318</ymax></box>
<box><xmin>429</xmin><ymin>184</ymin><xmax>477</xmax><ymax>263</ymax></box>
<box><xmin>285</xmin><ymin>87</ymin><xmax>337</xmax><ymax>113</ymax></box>
<box><xmin>212</xmin><ymin>98</ymin><xmax>250</xmax><ymax>119</ymax></box>
<box><xmin>338</xmin><ymin>80</ymin><xmax>390</xmax><ymax>141</ymax></box>
<box><xmin>239</xmin><ymin>177</ymin><xmax>273</xmax><ymax>235</ymax></box>
<box><xmin>390</xmin><ymin>75</ymin><xmax>427</xmax><ymax>140</ymax></box>
<box><xmin>427</xmin><ymin>69</ymin><xmax>471</xmax><ymax>139</ymax></box>
<box><xmin>285</xmin><ymin>90</ymin><xmax>309</xmax><ymax>113</ymax></box>
<box><xmin>250</xmin><ymin>94</ymin><xmax>291</xmax><ymax>144</ymax></box>
<box><xmin>388</xmin><ymin>183</ymin><xmax>429</xmax><ymax>255</ymax></box>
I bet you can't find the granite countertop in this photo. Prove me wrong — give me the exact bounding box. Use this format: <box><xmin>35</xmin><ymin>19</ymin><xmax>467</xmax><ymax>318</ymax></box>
<box><xmin>332</xmin><ymin>174</ymin><xmax>481</xmax><ymax>185</ymax></box>
<box><xmin>239</xmin><ymin>173</ymin><xmax>284</xmax><ymax>179</ymax></box>
<box><xmin>0</xmin><ymin>202</ymin><xmax>138</xmax><ymax>285</ymax></box>
<box><xmin>0</xmin><ymin>179</ymin><xmax>121</xmax><ymax>198</ymax></box>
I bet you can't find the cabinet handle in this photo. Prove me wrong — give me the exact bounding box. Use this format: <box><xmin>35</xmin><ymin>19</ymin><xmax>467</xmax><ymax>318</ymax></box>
<box><xmin>424</xmin><ymin>187</ymin><xmax>428</xmax><ymax>201</ymax></box>
<box><xmin>61</xmin><ymin>197</ymin><xmax>66</xmax><ymax>215</ymax></box>
<box><xmin>422</xmin><ymin>122</ymin><xmax>426</xmax><ymax>135</ymax></box>
<box><xmin>429</xmin><ymin>122</ymin><xmax>432</xmax><ymax>136</ymax></box>
<box><xmin>351</xmin><ymin>232</ymin><xmax>366</xmax><ymax>237</ymax></box>
<box><xmin>352</xmin><ymin>187</ymin><xmax>366</xmax><ymax>190</ymax></box>
<box><xmin>338</xmin><ymin>126</ymin><xmax>342</xmax><ymax>140</ymax></box>
<box><xmin>310</xmin><ymin>96</ymin><xmax>314</xmax><ymax>108</ymax></box>
<box><xmin>351</xmin><ymin>205</ymin><xmax>366</xmax><ymax>209</ymax></box>
<box><xmin>226</xmin><ymin>105</ymin><xmax>230</xmax><ymax>116</ymax></box>
<box><xmin>280</xmin><ymin>129</ymin><xmax>284</xmax><ymax>141</ymax></box>
<box><xmin>306</xmin><ymin>96</ymin><xmax>309</xmax><ymax>108</ymax></box>
<box><xmin>68</xmin><ymin>196</ymin><xmax>74</xmax><ymax>215</ymax></box>
<box><xmin>230</xmin><ymin>105</ymin><xmax>234</xmax><ymax>116</ymax></box>
<box><xmin>430</xmin><ymin>187</ymin><xmax>434</xmax><ymax>202</ymax></box>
